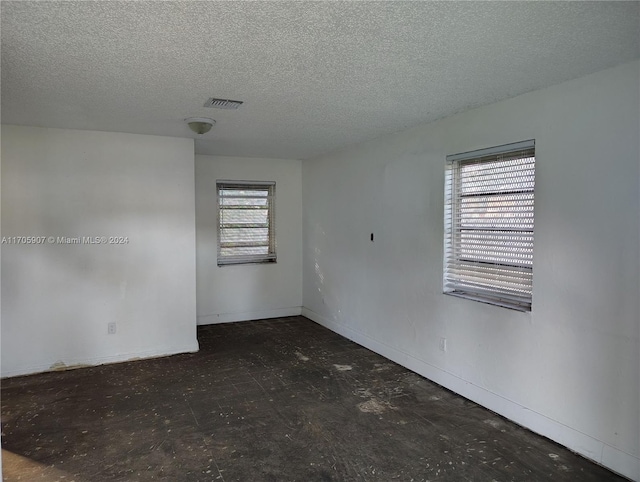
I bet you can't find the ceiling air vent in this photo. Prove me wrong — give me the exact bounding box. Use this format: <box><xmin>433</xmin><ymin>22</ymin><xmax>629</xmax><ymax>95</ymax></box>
<box><xmin>203</xmin><ymin>98</ymin><xmax>244</xmax><ymax>109</ymax></box>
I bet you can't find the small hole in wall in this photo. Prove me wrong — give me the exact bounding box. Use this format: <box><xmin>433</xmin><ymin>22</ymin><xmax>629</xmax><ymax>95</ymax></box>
<box><xmin>370</xmin><ymin>233</ymin><xmax>374</xmax><ymax>242</ymax></box>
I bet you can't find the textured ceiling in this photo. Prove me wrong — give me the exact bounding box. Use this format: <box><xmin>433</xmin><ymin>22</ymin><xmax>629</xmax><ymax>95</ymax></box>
<box><xmin>2</xmin><ymin>1</ymin><xmax>639</xmax><ymax>160</ymax></box>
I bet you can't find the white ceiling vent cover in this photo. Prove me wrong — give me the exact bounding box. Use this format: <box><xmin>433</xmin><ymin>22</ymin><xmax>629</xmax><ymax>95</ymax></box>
<box><xmin>203</xmin><ymin>98</ymin><xmax>244</xmax><ymax>109</ymax></box>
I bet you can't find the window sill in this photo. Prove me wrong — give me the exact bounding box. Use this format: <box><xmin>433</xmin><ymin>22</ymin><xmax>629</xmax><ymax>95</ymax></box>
<box><xmin>444</xmin><ymin>291</ymin><xmax>531</xmax><ymax>312</ymax></box>
<box><xmin>217</xmin><ymin>259</ymin><xmax>277</xmax><ymax>267</ymax></box>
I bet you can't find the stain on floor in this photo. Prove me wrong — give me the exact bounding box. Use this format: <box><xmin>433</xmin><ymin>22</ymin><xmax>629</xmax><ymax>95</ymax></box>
<box><xmin>0</xmin><ymin>316</ymin><xmax>627</xmax><ymax>481</ymax></box>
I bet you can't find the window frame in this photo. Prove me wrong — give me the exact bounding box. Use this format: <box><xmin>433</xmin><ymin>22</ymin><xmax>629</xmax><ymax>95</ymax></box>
<box><xmin>443</xmin><ymin>140</ymin><xmax>535</xmax><ymax>311</ymax></box>
<box><xmin>216</xmin><ymin>180</ymin><xmax>276</xmax><ymax>266</ymax></box>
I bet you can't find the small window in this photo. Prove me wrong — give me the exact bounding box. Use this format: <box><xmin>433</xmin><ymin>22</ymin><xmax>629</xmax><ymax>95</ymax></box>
<box><xmin>217</xmin><ymin>180</ymin><xmax>276</xmax><ymax>266</ymax></box>
<box><xmin>444</xmin><ymin>140</ymin><xmax>535</xmax><ymax>311</ymax></box>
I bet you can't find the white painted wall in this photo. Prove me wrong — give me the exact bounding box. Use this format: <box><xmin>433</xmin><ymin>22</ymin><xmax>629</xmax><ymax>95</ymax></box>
<box><xmin>302</xmin><ymin>61</ymin><xmax>640</xmax><ymax>480</ymax></box>
<box><xmin>0</xmin><ymin>124</ymin><xmax>3</xmax><ymax>476</ymax></box>
<box><xmin>195</xmin><ymin>155</ymin><xmax>302</xmax><ymax>324</ymax></box>
<box><xmin>1</xmin><ymin>126</ymin><xmax>198</xmax><ymax>377</ymax></box>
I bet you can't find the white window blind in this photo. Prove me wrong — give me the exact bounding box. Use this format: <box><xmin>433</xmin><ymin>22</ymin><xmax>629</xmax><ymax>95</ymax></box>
<box><xmin>217</xmin><ymin>180</ymin><xmax>276</xmax><ymax>266</ymax></box>
<box><xmin>444</xmin><ymin>140</ymin><xmax>535</xmax><ymax>311</ymax></box>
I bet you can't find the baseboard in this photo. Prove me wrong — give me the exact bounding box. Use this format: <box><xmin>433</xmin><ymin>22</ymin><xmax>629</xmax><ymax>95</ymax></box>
<box><xmin>197</xmin><ymin>306</ymin><xmax>302</xmax><ymax>325</ymax></box>
<box><xmin>1</xmin><ymin>342</ymin><xmax>200</xmax><ymax>379</ymax></box>
<box><xmin>302</xmin><ymin>307</ymin><xmax>640</xmax><ymax>481</ymax></box>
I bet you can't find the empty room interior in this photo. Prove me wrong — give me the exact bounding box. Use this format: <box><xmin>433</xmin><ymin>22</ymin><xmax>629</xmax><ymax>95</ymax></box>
<box><xmin>1</xmin><ymin>1</ymin><xmax>639</xmax><ymax>481</ymax></box>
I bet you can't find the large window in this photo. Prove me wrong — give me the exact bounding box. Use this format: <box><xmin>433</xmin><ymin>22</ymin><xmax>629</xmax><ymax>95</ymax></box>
<box><xmin>217</xmin><ymin>180</ymin><xmax>276</xmax><ymax>266</ymax></box>
<box><xmin>444</xmin><ymin>140</ymin><xmax>535</xmax><ymax>311</ymax></box>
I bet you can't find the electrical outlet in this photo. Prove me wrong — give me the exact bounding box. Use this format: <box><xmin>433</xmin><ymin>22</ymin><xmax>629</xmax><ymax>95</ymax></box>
<box><xmin>439</xmin><ymin>337</ymin><xmax>447</xmax><ymax>352</ymax></box>
<box><xmin>108</xmin><ymin>322</ymin><xmax>117</xmax><ymax>335</ymax></box>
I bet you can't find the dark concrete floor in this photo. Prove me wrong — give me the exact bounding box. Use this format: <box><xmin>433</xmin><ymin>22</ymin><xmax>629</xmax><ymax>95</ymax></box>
<box><xmin>1</xmin><ymin>316</ymin><xmax>625</xmax><ymax>481</ymax></box>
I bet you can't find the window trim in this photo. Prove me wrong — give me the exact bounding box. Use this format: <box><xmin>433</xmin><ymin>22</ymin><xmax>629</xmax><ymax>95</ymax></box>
<box><xmin>444</xmin><ymin>140</ymin><xmax>535</xmax><ymax>311</ymax></box>
<box><xmin>216</xmin><ymin>180</ymin><xmax>276</xmax><ymax>266</ymax></box>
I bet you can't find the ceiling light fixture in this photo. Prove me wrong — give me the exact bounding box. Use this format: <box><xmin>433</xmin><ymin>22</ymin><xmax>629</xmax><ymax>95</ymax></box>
<box><xmin>185</xmin><ymin>117</ymin><xmax>215</xmax><ymax>135</ymax></box>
